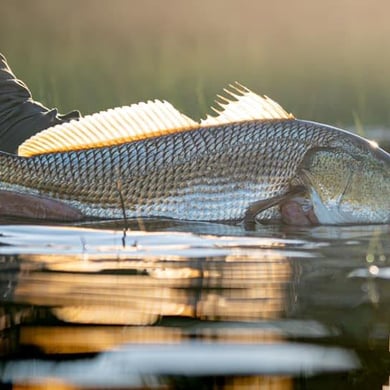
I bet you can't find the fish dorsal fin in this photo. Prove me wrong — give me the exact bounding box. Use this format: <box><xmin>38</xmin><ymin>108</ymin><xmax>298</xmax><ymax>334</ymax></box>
<box><xmin>201</xmin><ymin>82</ymin><xmax>294</xmax><ymax>126</ymax></box>
<box><xmin>18</xmin><ymin>100</ymin><xmax>199</xmax><ymax>157</ymax></box>
<box><xmin>18</xmin><ymin>83</ymin><xmax>294</xmax><ymax>157</ymax></box>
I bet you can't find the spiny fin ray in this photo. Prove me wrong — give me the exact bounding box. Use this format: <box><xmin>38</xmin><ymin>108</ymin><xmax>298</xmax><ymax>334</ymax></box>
<box><xmin>201</xmin><ymin>82</ymin><xmax>294</xmax><ymax>126</ymax></box>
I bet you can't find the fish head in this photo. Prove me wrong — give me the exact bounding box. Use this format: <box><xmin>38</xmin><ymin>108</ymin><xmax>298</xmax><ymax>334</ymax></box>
<box><xmin>297</xmin><ymin>139</ymin><xmax>390</xmax><ymax>224</ymax></box>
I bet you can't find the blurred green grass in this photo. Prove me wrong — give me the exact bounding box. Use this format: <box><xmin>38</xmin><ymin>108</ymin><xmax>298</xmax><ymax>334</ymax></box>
<box><xmin>1</xmin><ymin>0</ymin><xmax>390</xmax><ymax>129</ymax></box>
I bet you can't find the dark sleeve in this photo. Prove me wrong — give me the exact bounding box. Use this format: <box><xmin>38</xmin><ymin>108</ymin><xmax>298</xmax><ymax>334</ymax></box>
<box><xmin>0</xmin><ymin>53</ymin><xmax>81</xmax><ymax>154</ymax></box>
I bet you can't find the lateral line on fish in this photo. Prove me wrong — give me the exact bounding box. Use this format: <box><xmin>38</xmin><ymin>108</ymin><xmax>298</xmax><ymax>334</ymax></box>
<box><xmin>18</xmin><ymin>82</ymin><xmax>295</xmax><ymax>157</ymax></box>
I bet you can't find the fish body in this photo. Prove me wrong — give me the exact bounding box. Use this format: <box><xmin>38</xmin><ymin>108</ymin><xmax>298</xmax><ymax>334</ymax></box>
<box><xmin>1</xmin><ymin>84</ymin><xmax>389</xmax><ymax>224</ymax></box>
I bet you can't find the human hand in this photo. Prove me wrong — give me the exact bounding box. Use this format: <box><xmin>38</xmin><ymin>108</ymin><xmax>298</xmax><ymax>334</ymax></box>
<box><xmin>0</xmin><ymin>190</ymin><xmax>83</xmax><ymax>222</ymax></box>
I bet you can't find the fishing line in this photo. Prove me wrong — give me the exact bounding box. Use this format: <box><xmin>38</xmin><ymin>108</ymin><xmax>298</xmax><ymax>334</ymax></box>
<box><xmin>115</xmin><ymin>178</ymin><xmax>129</xmax><ymax>247</ymax></box>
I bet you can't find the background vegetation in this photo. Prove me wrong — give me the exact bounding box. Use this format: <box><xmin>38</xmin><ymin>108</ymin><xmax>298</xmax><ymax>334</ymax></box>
<box><xmin>1</xmin><ymin>0</ymin><xmax>390</xmax><ymax>130</ymax></box>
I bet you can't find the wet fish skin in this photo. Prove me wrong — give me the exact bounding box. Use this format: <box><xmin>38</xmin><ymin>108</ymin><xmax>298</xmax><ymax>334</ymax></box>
<box><xmin>1</xmin><ymin>118</ymin><xmax>387</xmax><ymax>224</ymax></box>
<box><xmin>299</xmin><ymin>138</ymin><xmax>390</xmax><ymax>224</ymax></box>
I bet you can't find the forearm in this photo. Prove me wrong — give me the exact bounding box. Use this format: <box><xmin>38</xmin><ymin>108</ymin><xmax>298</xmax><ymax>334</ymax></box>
<box><xmin>0</xmin><ymin>53</ymin><xmax>80</xmax><ymax>153</ymax></box>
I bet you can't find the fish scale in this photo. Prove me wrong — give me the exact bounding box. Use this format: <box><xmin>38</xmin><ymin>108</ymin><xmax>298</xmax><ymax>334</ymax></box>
<box><xmin>0</xmin><ymin>119</ymin><xmax>340</xmax><ymax>221</ymax></box>
<box><xmin>2</xmin><ymin>80</ymin><xmax>388</xmax><ymax>224</ymax></box>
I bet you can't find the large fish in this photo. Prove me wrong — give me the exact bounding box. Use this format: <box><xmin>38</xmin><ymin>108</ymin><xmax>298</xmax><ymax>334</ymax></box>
<box><xmin>0</xmin><ymin>83</ymin><xmax>389</xmax><ymax>224</ymax></box>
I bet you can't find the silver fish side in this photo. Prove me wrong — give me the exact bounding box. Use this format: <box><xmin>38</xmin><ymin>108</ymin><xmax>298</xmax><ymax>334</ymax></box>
<box><xmin>0</xmin><ymin>119</ymin><xmax>373</xmax><ymax>221</ymax></box>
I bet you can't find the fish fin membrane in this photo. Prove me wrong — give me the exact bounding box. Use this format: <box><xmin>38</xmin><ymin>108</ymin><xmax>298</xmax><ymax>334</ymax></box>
<box><xmin>244</xmin><ymin>185</ymin><xmax>306</xmax><ymax>227</ymax></box>
<box><xmin>18</xmin><ymin>83</ymin><xmax>294</xmax><ymax>157</ymax></box>
<box><xmin>18</xmin><ymin>100</ymin><xmax>199</xmax><ymax>157</ymax></box>
<box><xmin>201</xmin><ymin>82</ymin><xmax>295</xmax><ymax>126</ymax></box>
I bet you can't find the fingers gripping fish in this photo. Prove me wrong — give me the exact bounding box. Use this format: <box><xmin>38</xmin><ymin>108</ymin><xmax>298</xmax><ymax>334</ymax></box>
<box><xmin>0</xmin><ymin>83</ymin><xmax>389</xmax><ymax>225</ymax></box>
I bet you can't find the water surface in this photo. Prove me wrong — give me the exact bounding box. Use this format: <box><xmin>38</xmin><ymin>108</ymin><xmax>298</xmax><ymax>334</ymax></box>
<box><xmin>0</xmin><ymin>221</ymin><xmax>388</xmax><ymax>389</ymax></box>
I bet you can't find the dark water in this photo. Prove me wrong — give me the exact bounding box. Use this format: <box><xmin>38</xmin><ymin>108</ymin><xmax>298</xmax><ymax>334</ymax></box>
<box><xmin>0</xmin><ymin>221</ymin><xmax>388</xmax><ymax>389</ymax></box>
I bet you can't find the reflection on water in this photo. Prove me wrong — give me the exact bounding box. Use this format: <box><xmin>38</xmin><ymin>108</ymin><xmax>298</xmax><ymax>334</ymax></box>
<box><xmin>0</xmin><ymin>222</ymin><xmax>388</xmax><ymax>389</ymax></box>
